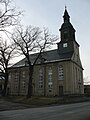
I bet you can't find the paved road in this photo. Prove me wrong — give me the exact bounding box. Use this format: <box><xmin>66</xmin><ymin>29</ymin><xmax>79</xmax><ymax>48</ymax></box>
<box><xmin>0</xmin><ymin>101</ymin><xmax>90</xmax><ymax>120</ymax></box>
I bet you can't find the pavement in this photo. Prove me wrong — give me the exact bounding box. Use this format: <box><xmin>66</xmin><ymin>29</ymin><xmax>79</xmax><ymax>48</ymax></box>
<box><xmin>0</xmin><ymin>101</ymin><xmax>90</xmax><ymax>120</ymax></box>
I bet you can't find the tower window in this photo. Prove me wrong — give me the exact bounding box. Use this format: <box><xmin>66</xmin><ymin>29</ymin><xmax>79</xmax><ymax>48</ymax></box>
<box><xmin>64</xmin><ymin>31</ymin><xmax>68</xmax><ymax>39</ymax></box>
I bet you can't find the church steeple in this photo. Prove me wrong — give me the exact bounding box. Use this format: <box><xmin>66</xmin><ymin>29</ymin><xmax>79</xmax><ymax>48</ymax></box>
<box><xmin>63</xmin><ymin>6</ymin><xmax>70</xmax><ymax>23</ymax></box>
<box><xmin>59</xmin><ymin>7</ymin><xmax>76</xmax><ymax>43</ymax></box>
<box><xmin>57</xmin><ymin>7</ymin><xmax>79</xmax><ymax>55</ymax></box>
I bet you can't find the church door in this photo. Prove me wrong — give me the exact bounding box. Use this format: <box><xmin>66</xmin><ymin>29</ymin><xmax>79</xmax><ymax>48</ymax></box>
<box><xmin>59</xmin><ymin>86</ymin><xmax>63</xmax><ymax>96</ymax></box>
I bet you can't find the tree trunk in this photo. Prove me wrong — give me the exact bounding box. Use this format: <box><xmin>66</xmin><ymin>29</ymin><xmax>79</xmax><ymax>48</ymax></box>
<box><xmin>2</xmin><ymin>70</ymin><xmax>8</xmax><ymax>96</ymax></box>
<box><xmin>27</xmin><ymin>65</ymin><xmax>33</xmax><ymax>98</ymax></box>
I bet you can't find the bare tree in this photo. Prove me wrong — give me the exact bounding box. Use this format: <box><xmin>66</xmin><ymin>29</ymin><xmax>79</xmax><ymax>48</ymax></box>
<box><xmin>12</xmin><ymin>25</ymin><xmax>58</xmax><ymax>98</ymax></box>
<box><xmin>0</xmin><ymin>38</ymin><xmax>16</xmax><ymax>96</ymax></box>
<box><xmin>84</xmin><ymin>76</ymin><xmax>90</xmax><ymax>85</ymax></box>
<box><xmin>0</xmin><ymin>0</ymin><xmax>22</xmax><ymax>34</ymax></box>
<box><xmin>0</xmin><ymin>0</ymin><xmax>22</xmax><ymax>96</ymax></box>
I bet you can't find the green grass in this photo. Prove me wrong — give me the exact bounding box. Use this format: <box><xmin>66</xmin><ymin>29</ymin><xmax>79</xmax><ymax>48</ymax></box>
<box><xmin>2</xmin><ymin>95</ymin><xmax>90</xmax><ymax>107</ymax></box>
<box><xmin>5</xmin><ymin>96</ymin><xmax>59</xmax><ymax>106</ymax></box>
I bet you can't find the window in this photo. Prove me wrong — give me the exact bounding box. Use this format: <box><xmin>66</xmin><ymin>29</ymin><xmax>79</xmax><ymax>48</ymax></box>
<box><xmin>14</xmin><ymin>72</ymin><xmax>19</xmax><ymax>89</ymax></box>
<box><xmin>22</xmin><ymin>81</ymin><xmax>25</xmax><ymax>88</ymax></box>
<box><xmin>58</xmin><ymin>65</ymin><xmax>64</xmax><ymax>80</ymax></box>
<box><xmin>22</xmin><ymin>71</ymin><xmax>25</xmax><ymax>79</ymax></box>
<box><xmin>63</xmin><ymin>43</ymin><xmax>67</xmax><ymax>48</ymax></box>
<box><xmin>75</xmin><ymin>67</ymin><xmax>77</xmax><ymax>81</ymax></box>
<box><xmin>38</xmin><ymin>68</ymin><xmax>43</xmax><ymax>89</ymax></box>
<box><xmin>8</xmin><ymin>74</ymin><xmax>11</xmax><ymax>83</ymax></box>
<box><xmin>64</xmin><ymin>31</ymin><xmax>68</xmax><ymax>39</ymax></box>
<box><xmin>15</xmin><ymin>72</ymin><xmax>19</xmax><ymax>81</ymax></box>
<box><xmin>22</xmin><ymin>71</ymin><xmax>26</xmax><ymax>88</ymax></box>
<box><xmin>8</xmin><ymin>74</ymin><xmax>11</xmax><ymax>80</ymax></box>
<box><xmin>48</xmin><ymin>67</ymin><xmax>53</xmax><ymax>91</ymax></box>
<box><xmin>80</xmin><ymin>71</ymin><xmax>82</xmax><ymax>81</ymax></box>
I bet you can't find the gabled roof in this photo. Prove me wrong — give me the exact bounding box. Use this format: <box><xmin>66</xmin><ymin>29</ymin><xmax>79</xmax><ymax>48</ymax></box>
<box><xmin>11</xmin><ymin>49</ymin><xmax>73</xmax><ymax>68</ymax></box>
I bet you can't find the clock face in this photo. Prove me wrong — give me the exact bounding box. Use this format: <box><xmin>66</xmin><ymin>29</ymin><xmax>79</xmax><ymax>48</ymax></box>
<box><xmin>63</xmin><ymin>43</ymin><xmax>67</xmax><ymax>47</ymax></box>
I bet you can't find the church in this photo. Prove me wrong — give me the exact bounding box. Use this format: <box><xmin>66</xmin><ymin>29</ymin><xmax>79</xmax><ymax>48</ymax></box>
<box><xmin>8</xmin><ymin>8</ymin><xmax>84</xmax><ymax>96</ymax></box>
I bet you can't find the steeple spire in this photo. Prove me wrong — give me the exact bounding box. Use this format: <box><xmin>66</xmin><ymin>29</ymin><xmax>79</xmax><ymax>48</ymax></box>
<box><xmin>63</xmin><ymin>6</ymin><xmax>70</xmax><ymax>23</ymax></box>
<box><xmin>65</xmin><ymin>5</ymin><xmax>67</xmax><ymax>10</ymax></box>
<box><xmin>59</xmin><ymin>7</ymin><xmax>76</xmax><ymax>43</ymax></box>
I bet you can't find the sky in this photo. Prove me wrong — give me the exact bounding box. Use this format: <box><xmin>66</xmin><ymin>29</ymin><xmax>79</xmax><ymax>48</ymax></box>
<box><xmin>14</xmin><ymin>0</ymin><xmax>90</xmax><ymax>84</ymax></box>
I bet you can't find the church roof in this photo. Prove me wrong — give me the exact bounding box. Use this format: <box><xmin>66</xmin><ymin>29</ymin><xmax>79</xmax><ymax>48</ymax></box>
<box><xmin>60</xmin><ymin>22</ymin><xmax>75</xmax><ymax>32</ymax></box>
<box><xmin>11</xmin><ymin>49</ymin><xmax>73</xmax><ymax>68</ymax></box>
<box><xmin>10</xmin><ymin>8</ymin><xmax>76</xmax><ymax>69</ymax></box>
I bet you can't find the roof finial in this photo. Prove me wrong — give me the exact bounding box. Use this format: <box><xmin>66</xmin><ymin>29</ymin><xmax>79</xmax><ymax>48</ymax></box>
<box><xmin>65</xmin><ymin>5</ymin><xmax>67</xmax><ymax>10</ymax></box>
<box><xmin>63</xmin><ymin>5</ymin><xmax>70</xmax><ymax>23</ymax></box>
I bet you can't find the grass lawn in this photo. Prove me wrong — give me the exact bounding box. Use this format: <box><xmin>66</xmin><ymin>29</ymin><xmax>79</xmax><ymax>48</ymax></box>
<box><xmin>2</xmin><ymin>95</ymin><xmax>90</xmax><ymax>107</ymax></box>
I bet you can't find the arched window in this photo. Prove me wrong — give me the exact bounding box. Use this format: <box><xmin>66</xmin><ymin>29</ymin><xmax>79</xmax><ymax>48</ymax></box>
<box><xmin>14</xmin><ymin>72</ymin><xmax>19</xmax><ymax>89</ymax></box>
<box><xmin>21</xmin><ymin>71</ymin><xmax>26</xmax><ymax>88</ymax></box>
<box><xmin>58</xmin><ymin>65</ymin><xmax>64</xmax><ymax>80</ymax></box>
<box><xmin>48</xmin><ymin>67</ymin><xmax>53</xmax><ymax>91</ymax></box>
<box><xmin>38</xmin><ymin>68</ymin><xmax>43</xmax><ymax>89</ymax></box>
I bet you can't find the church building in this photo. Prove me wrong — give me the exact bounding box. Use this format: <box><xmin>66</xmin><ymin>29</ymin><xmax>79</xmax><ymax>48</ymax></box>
<box><xmin>8</xmin><ymin>8</ymin><xmax>84</xmax><ymax>96</ymax></box>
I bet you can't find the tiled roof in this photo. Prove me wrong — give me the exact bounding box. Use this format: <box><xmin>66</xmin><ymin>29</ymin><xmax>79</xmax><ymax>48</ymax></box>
<box><xmin>11</xmin><ymin>49</ymin><xmax>73</xmax><ymax>68</ymax></box>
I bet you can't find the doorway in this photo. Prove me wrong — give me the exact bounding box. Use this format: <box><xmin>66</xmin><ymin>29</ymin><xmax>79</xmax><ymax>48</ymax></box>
<box><xmin>59</xmin><ymin>86</ymin><xmax>63</xmax><ymax>96</ymax></box>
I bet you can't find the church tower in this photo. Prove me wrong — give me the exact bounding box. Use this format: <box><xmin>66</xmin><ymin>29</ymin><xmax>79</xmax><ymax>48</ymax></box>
<box><xmin>58</xmin><ymin>7</ymin><xmax>79</xmax><ymax>56</ymax></box>
<box><xmin>57</xmin><ymin>7</ymin><xmax>84</xmax><ymax>95</ymax></box>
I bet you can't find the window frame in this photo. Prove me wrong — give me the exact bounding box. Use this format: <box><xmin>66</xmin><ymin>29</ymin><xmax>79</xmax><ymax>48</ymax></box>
<box><xmin>58</xmin><ymin>65</ymin><xmax>64</xmax><ymax>80</ymax></box>
<box><xmin>63</xmin><ymin>43</ymin><xmax>67</xmax><ymax>48</ymax></box>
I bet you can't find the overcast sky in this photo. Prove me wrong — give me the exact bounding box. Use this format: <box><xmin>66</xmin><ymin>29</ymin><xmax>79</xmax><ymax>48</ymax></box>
<box><xmin>15</xmin><ymin>0</ymin><xmax>90</xmax><ymax>83</ymax></box>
